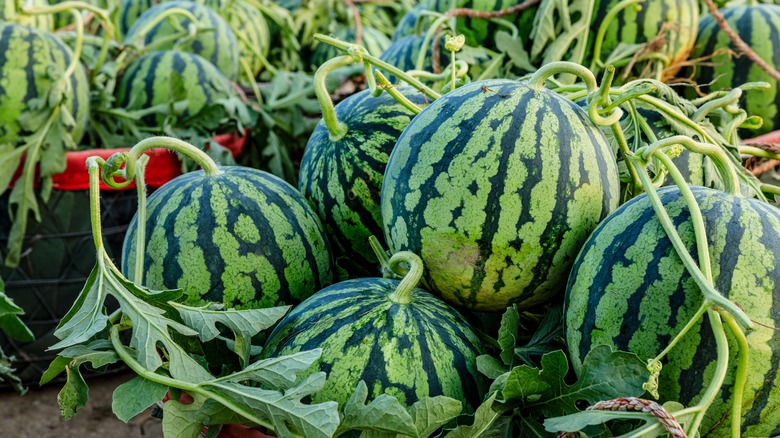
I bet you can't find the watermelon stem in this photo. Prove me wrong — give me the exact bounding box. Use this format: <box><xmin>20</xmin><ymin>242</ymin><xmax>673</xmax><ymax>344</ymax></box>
<box><xmin>314</xmin><ymin>33</ymin><xmax>441</xmax><ymax>101</ymax></box>
<box><xmin>132</xmin><ymin>156</ymin><xmax>150</xmax><ymax>284</ymax></box>
<box><xmin>387</xmin><ymin>252</ymin><xmax>424</xmax><ymax>304</ymax></box>
<box><xmin>124</xmin><ymin>7</ymin><xmax>199</xmax><ymax>51</ymax></box>
<box><xmin>649</xmin><ymin>302</ymin><xmax>708</xmax><ymax>370</ymax></box>
<box><xmin>589</xmin><ymin>0</ymin><xmax>644</xmax><ymax>73</ymax></box>
<box><xmin>314</xmin><ymin>55</ymin><xmax>353</xmax><ymax>140</ymax></box>
<box><xmin>719</xmin><ymin>309</ymin><xmax>749</xmax><ymax>438</ymax></box>
<box><xmin>527</xmin><ymin>61</ymin><xmax>598</xmax><ymax>93</ymax></box>
<box><xmin>627</xmin><ymin>154</ymin><xmax>754</xmax><ymax>330</ymax></box>
<box><xmin>374</xmin><ymin>71</ymin><xmax>422</xmax><ymax>115</ymax></box>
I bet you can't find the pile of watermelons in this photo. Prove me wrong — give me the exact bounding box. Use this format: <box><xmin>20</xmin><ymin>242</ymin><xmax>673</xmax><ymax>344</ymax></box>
<box><xmin>2</xmin><ymin>0</ymin><xmax>780</xmax><ymax>437</ymax></box>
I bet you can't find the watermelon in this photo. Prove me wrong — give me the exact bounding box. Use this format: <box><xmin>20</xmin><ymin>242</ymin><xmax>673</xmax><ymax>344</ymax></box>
<box><xmin>115</xmin><ymin>50</ymin><xmax>235</xmax><ymax>127</ymax></box>
<box><xmin>688</xmin><ymin>4</ymin><xmax>780</xmax><ymax>136</ymax></box>
<box><xmin>565</xmin><ymin>186</ymin><xmax>780</xmax><ymax>437</ymax></box>
<box><xmin>260</xmin><ymin>252</ymin><xmax>486</xmax><ymax>410</ymax></box>
<box><xmin>381</xmin><ymin>79</ymin><xmax>620</xmax><ymax>312</ymax></box>
<box><xmin>204</xmin><ymin>0</ymin><xmax>271</xmax><ymax>82</ymax></box>
<box><xmin>0</xmin><ymin>23</ymin><xmax>89</xmax><ymax>146</ymax></box>
<box><xmin>310</xmin><ymin>26</ymin><xmax>391</xmax><ymax>70</ymax></box>
<box><xmin>122</xmin><ymin>166</ymin><xmax>333</xmax><ymax>309</ymax></box>
<box><xmin>393</xmin><ymin>0</ymin><xmax>537</xmax><ymax>51</ymax></box>
<box><xmin>589</xmin><ymin>0</ymin><xmax>698</xmax><ymax>77</ymax></box>
<box><xmin>298</xmin><ymin>88</ymin><xmax>428</xmax><ymax>272</ymax></box>
<box><xmin>123</xmin><ymin>0</ymin><xmax>240</xmax><ymax>80</ymax></box>
<box><xmin>116</xmin><ymin>0</ymin><xmax>156</xmax><ymax>38</ymax></box>
<box><xmin>4</xmin><ymin>0</ymin><xmax>53</xmax><ymax>31</ymax></box>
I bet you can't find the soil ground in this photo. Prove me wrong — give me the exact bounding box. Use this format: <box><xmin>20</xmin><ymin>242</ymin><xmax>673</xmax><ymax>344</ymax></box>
<box><xmin>0</xmin><ymin>371</ymin><xmax>164</xmax><ymax>438</ymax></box>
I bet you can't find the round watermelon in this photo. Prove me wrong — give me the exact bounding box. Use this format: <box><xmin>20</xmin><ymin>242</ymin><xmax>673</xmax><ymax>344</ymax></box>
<box><xmin>298</xmin><ymin>88</ymin><xmax>428</xmax><ymax>272</ymax></box>
<box><xmin>204</xmin><ymin>0</ymin><xmax>271</xmax><ymax>82</ymax></box>
<box><xmin>565</xmin><ymin>186</ymin><xmax>780</xmax><ymax>437</ymax></box>
<box><xmin>115</xmin><ymin>50</ymin><xmax>235</xmax><ymax>127</ymax></box>
<box><xmin>381</xmin><ymin>79</ymin><xmax>620</xmax><ymax>312</ymax></box>
<box><xmin>123</xmin><ymin>0</ymin><xmax>240</xmax><ymax>80</ymax></box>
<box><xmin>260</xmin><ymin>252</ymin><xmax>486</xmax><ymax>410</ymax></box>
<box><xmin>688</xmin><ymin>4</ymin><xmax>780</xmax><ymax>136</ymax></box>
<box><xmin>589</xmin><ymin>0</ymin><xmax>698</xmax><ymax>77</ymax></box>
<box><xmin>0</xmin><ymin>23</ymin><xmax>89</xmax><ymax>146</ymax></box>
<box><xmin>122</xmin><ymin>166</ymin><xmax>334</xmax><ymax>309</ymax></box>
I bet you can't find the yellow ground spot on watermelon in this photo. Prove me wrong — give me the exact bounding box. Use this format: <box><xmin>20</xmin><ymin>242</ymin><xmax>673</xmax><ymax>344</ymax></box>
<box><xmin>173</xmin><ymin>186</ymin><xmax>211</xmax><ymax>302</ymax></box>
<box><xmin>1</xmin><ymin>29</ymin><xmax>31</xmax><ymax>143</ymax></box>
<box><xmin>144</xmin><ymin>188</ymin><xmax>186</xmax><ymax>287</ymax></box>
<box><xmin>421</xmin><ymin>230</ymin><xmax>479</xmax><ymax>303</ymax></box>
<box><xmin>210</xmin><ymin>182</ymin><xmax>280</xmax><ymax>307</ymax></box>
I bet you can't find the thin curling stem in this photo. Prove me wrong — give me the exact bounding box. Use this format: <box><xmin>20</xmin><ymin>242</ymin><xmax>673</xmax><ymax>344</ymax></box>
<box><xmin>104</xmin><ymin>137</ymin><xmax>221</xmax><ymax>189</ymax></box>
<box><xmin>639</xmin><ymin>136</ymin><xmax>740</xmax><ymax>195</ymax></box>
<box><xmin>64</xmin><ymin>10</ymin><xmax>83</xmax><ymax>79</ymax></box>
<box><xmin>314</xmin><ymin>55</ymin><xmax>353</xmax><ymax>140</ymax></box>
<box><xmin>387</xmin><ymin>252</ymin><xmax>425</xmax><ymax>304</ymax></box>
<box><xmin>314</xmin><ymin>33</ymin><xmax>441</xmax><ymax>100</ymax></box>
<box><xmin>527</xmin><ymin>61</ymin><xmax>599</xmax><ymax>93</ymax></box>
<box><xmin>86</xmin><ymin>157</ymin><xmax>107</xmax><ymax>253</ymax></box>
<box><xmin>125</xmin><ymin>7</ymin><xmax>199</xmax><ymax>49</ymax></box>
<box><xmin>132</xmin><ymin>155</ymin><xmax>150</xmax><ymax>284</ymax></box>
<box><xmin>719</xmin><ymin>309</ymin><xmax>749</xmax><ymax>438</ymax></box>
<box><xmin>627</xmin><ymin>154</ymin><xmax>754</xmax><ymax>330</ymax></box>
<box><xmin>692</xmin><ymin>88</ymin><xmax>742</xmax><ymax>122</ymax></box>
<box><xmin>589</xmin><ymin>0</ymin><xmax>644</xmax><ymax>71</ymax></box>
<box><xmin>375</xmin><ymin>71</ymin><xmax>422</xmax><ymax>115</ymax></box>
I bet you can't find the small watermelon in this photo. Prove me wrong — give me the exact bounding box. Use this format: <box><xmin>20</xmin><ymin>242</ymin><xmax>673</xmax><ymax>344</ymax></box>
<box><xmin>381</xmin><ymin>79</ymin><xmax>620</xmax><ymax>312</ymax></box>
<box><xmin>123</xmin><ymin>0</ymin><xmax>240</xmax><ymax>80</ymax></box>
<box><xmin>298</xmin><ymin>88</ymin><xmax>428</xmax><ymax>272</ymax></box>
<box><xmin>122</xmin><ymin>166</ymin><xmax>334</xmax><ymax>309</ymax></box>
<box><xmin>589</xmin><ymin>0</ymin><xmax>699</xmax><ymax>77</ymax></box>
<box><xmin>565</xmin><ymin>186</ymin><xmax>780</xmax><ymax>437</ymax></box>
<box><xmin>688</xmin><ymin>4</ymin><xmax>780</xmax><ymax>136</ymax></box>
<box><xmin>116</xmin><ymin>0</ymin><xmax>156</xmax><ymax>38</ymax></box>
<box><xmin>0</xmin><ymin>23</ymin><xmax>89</xmax><ymax>146</ymax></box>
<box><xmin>115</xmin><ymin>50</ymin><xmax>235</xmax><ymax>127</ymax></box>
<box><xmin>260</xmin><ymin>252</ymin><xmax>486</xmax><ymax>410</ymax></box>
<box><xmin>204</xmin><ymin>0</ymin><xmax>271</xmax><ymax>82</ymax></box>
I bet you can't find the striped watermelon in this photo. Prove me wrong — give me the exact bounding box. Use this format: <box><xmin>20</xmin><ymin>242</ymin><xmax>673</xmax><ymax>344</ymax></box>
<box><xmin>260</xmin><ymin>253</ymin><xmax>486</xmax><ymax>410</ymax></box>
<box><xmin>589</xmin><ymin>0</ymin><xmax>698</xmax><ymax>76</ymax></box>
<box><xmin>393</xmin><ymin>0</ymin><xmax>537</xmax><ymax>51</ymax></box>
<box><xmin>4</xmin><ymin>0</ymin><xmax>53</xmax><ymax>31</ymax></box>
<box><xmin>204</xmin><ymin>0</ymin><xmax>270</xmax><ymax>82</ymax></box>
<box><xmin>310</xmin><ymin>26</ymin><xmax>391</xmax><ymax>70</ymax></box>
<box><xmin>381</xmin><ymin>79</ymin><xmax>620</xmax><ymax>312</ymax></box>
<box><xmin>122</xmin><ymin>166</ymin><xmax>333</xmax><ymax>309</ymax></box>
<box><xmin>116</xmin><ymin>0</ymin><xmax>156</xmax><ymax>38</ymax></box>
<box><xmin>565</xmin><ymin>186</ymin><xmax>780</xmax><ymax>437</ymax></box>
<box><xmin>115</xmin><ymin>50</ymin><xmax>235</xmax><ymax>127</ymax></box>
<box><xmin>123</xmin><ymin>0</ymin><xmax>240</xmax><ymax>80</ymax></box>
<box><xmin>0</xmin><ymin>23</ymin><xmax>89</xmax><ymax>146</ymax></box>
<box><xmin>688</xmin><ymin>5</ymin><xmax>780</xmax><ymax>136</ymax></box>
<box><xmin>298</xmin><ymin>88</ymin><xmax>428</xmax><ymax>272</ymax></box>
<box><xmin>378</xmin><ymin>35</ymin><xmax>450</xmax><ymax>83</ymax></box>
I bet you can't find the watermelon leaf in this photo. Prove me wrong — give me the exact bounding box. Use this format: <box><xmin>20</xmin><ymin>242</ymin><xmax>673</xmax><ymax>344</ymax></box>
<box><xmin>442</xmin><ymin>392</ymin><xmax>502</xmax><ymax>437</ymax></box>
<box><xmin>404</xmin><ymin>396</ymin><xmax>463</xmax><ymax>438</ymax></box>
<box><xmin>0</xmin><ymin>289</ymin><xmax>34</xmax><ymax>342</ymax></box>
<box><xmin>216</xmin><ymin>350</ymin><xmax>324</xmax><ymax>390</ymax></box>
<box><xmin>58</xmin><ymin>363</ymin><xmax>89</xmax><ymax>421</ymax></box>
<box><xmin>336</xmin><ymin>380</ymin><xmax>418</xmax><ymax>437</ymax></box>
<box><xmin>112</xmin><ymin>376</ymin><xmax>169</xmax><ymax>423</ymax></box>
<box><xmin>170</xmin><ymin>301</ymin><xmax>290</xmax><ymax>342</ymax></box>
<box><xmin>497</xmin><ymin>306</ymin><xmax>520</xmax><ymax>366</ymax></box>
<box><xmin>500</xmin><ymin>346</ymin><xmax>649</xmax><ymax>418</ymax></box>
<box><xmin>513</xmin><ymin>305</ymin><xmax>564</xmax><ymax>368</ymax></box>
